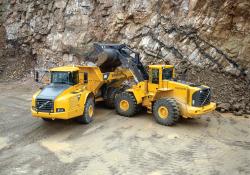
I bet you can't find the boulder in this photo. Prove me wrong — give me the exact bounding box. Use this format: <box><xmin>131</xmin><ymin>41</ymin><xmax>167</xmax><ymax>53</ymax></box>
<box><xmin>216</xmin><ymin>103</ymin><xmax>230</xmax><ymax>112</ymax></box>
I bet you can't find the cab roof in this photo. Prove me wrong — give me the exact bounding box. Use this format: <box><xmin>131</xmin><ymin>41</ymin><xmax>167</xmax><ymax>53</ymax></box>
<box><xmin>148</xmin><ymin>65</ymin><xmax>174</xmax><ymax>69</ymax></box>
<box><xmin>50</xmin><ymin>65</ymin><xmax>98</xmax><ymax>72</ymax></box>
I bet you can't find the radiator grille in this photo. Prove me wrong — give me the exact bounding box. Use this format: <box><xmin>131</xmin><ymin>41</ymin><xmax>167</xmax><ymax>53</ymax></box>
<box><xmin>36</xmin><ymin>99</ymin><xmax>54</xmax><ymax>112</ymax></box>
<box><xmin>192</xmin><ymin>88</ymin><xmax>211</xmax><ymax>107</ymax></box>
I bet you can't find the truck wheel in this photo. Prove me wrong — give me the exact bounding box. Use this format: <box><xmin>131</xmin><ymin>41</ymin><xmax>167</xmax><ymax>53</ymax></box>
<box><xmin>105</xmin><ymin>87</ymin><xmax>119</xmax><ymax>108</ymax></box>
<box><xmin>76</xmin><ymin>97</ymin><xmax>94</xmax><ymax>124</ymax></box>
<box><xmin>115</xmin><ymin>92</ymin><xmax>137</xmax><ymax>117</ymax></box>
<box><xmin>153</xmin><ymin>98</ymin><xmax>180</xmax><ymax>126</ymax></box>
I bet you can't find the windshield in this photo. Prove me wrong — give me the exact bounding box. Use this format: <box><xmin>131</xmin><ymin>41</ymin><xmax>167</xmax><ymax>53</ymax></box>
<box><xmin>51</xmin><ymin>71</ymin><xmax>78</xmax><ymax>85</ymax></box>
<box><xmin>162</xmin><ymin>68</ymin><xmax>173</xmax><ymax>80</ymax></box>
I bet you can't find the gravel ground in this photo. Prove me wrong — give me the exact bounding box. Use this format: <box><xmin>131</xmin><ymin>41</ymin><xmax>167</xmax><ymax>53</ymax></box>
<box><xmin>0</xmin><ymin>81</ymin><xmax>249</xmax><ymax>175</ymax></box>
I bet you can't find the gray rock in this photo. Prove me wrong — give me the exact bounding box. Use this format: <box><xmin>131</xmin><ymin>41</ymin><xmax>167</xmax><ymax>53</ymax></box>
<box><xmin>232</xmin><ymin>103</ymin><xmax>245</xmax><ymax>111</ymax></box>
<box><xmin>217</xmin><ymin>103</ymin><xmax>230</xmax><ymax>112</ymax></box>
<box><xmin>234</xmin><ymin>110</ymin><xmax>243</xmax><ymax>116</ymax></box>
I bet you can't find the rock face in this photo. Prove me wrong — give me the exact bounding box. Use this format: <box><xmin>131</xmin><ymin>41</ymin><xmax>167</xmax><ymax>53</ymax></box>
<box><xmin>0</xmin><ymin>0</ymin><xmax>249</xmax><ymax>113</ymax></box>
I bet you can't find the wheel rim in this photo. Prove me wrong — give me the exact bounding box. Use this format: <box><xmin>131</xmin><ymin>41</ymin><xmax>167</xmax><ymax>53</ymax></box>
<box><xmin>120</xmin><ymin>100</ymin><xmax>129</xmax><ymax>111</ymax></box>
<box><xmin>88</xmin><ymin>105</ymin><xmax>94</xmax><ymax>117</ymax></box>
<box><xmin>158</xmin><ymin>106</ymin><xmax>169</xmax><ymax>119</ymax></box>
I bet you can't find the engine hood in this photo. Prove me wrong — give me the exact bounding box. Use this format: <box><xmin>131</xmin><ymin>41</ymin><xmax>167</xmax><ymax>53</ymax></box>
<box><xmin>36</xmin><ymin>84</ymin><xmax>71</xmax><ymax>100</ymax></box>
<box><xmin>174</xmin><ymin>80</ymin><xmax>201</xmax><ymax>87</ymax></box>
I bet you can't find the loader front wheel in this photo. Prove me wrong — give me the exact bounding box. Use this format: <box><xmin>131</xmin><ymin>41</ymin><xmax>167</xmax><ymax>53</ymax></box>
<box><xmin>115</xmin><ymin>92</ymin><xmax>137</xmax><ymax>117</ymax></box>
<box><xmin>153</xmin><ymin>98</ymin><xmax>180</xmax><ymax>126</ymax></box>
<box><xmin>76</xmin><ymin>97</ymin><xmax>94</xmax><ymax>124</ymax></box>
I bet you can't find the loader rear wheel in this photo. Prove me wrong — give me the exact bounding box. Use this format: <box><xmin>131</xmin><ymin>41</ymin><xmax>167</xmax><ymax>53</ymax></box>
<box><xmin>115</xmin><ymin>92</ymin><xmax>137</xmax><ymax>117</ymax></box>
<box><xmin>153</xmin><ymin>98</ymin><xmax>180</xmax><ymax>126</ymax></box>
<box><xmin>76</xmin><ymin>97</ymin><xmax>94</xmax><ymax>124</ymax></box>
<box><xmin>105</xmin><ymin>87</ymin><xmax>119</xmax><ymax>108</ymax></box>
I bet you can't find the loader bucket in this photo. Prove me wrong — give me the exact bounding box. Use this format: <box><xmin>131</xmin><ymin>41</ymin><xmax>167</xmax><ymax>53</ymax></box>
<box><xmin>86</xmin><ymin>44</ymin><xmax>123</xmax><ymax>72</ymax></box>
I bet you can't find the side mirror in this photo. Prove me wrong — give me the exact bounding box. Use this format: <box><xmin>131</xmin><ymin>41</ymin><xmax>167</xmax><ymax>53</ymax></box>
<box><xmin>34</xmin><ymin>69</ymin><xmax>50</xmax><ymax>84</ymax></box>
<box><xmin>35</xmin><ymin>71</ymin><xmax>39</xmax><ymax>82</ymax></box>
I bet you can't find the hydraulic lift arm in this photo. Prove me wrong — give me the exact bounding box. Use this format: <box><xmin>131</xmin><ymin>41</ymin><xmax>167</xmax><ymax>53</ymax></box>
<box><xmin>87</xmin><ymin>43</ymin><xmax>149</xmax><ymax>83</ymax></box>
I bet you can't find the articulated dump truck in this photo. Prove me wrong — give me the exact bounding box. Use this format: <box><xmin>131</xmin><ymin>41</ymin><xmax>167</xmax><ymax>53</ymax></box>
<box><xmin>31</xmin><ymin>64</ymin><xmax>133</xmax><ymax>123</ymax></box>
<box><xmin>32</xmin><ymin>43</ymin><xmax>216</xmax><ymax>126</ymax></box>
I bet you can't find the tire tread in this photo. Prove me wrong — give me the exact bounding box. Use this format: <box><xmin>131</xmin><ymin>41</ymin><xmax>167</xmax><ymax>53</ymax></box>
<box><xmin>153</xmin><ymin>98</ymin><xmax>180</xmax><ymax>126</ymax></box>
<box><xmin>115</xmin><ymin>92</ymin><xmax>137</xmax><ymax>117</ymax></box>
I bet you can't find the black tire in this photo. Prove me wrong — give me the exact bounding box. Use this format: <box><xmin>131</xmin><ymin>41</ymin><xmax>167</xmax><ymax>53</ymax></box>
<box><xmin>115</xmin><ymin>92</ymin><xmax>137</xmax><ymax>117</ymax></box>
<box><xmin>153</xmin><ymin>98</ymin><xmax>180</xmax><ymax>126</ymax></box>
<box><xmin>105</xmin><ymin>87</ymin><xmax>119</xmax><ymax>108</ymax></box>
<box><xmin>42</xmin><ymin>118</ymin><xmax>52</xmax><ymax>122</ymax></box>
<box><xmin>76</xmin><ymin>97</ymin><xmax>94</xmax><ymax>124</ymax></box>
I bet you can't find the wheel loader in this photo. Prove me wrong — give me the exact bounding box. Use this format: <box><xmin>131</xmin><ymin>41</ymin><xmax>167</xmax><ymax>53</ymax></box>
<box><xmin>31</xmin><ymin>65</ymin><xmax>133</xmax><ymax>123</ymax></box>
<box><xmin>87</xmin><ymin>43</ymin><xmax>216</xmax><ymax>126</ymax></box>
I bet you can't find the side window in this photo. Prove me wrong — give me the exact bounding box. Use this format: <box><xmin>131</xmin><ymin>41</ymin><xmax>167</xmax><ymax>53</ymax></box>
<box><xmin>73</xmin><ymin>71</ymin><xmax>79</xmax><ymax>85</ymax></box>
<box><xmin>84</xmin><ymin>72</ymin><xmax>88</xmax><ymax>83</ymax></box>
<box><xmin>151</xmin><ymin>69</ymin><xmax>159</xmax><ymax>84</ymax></box>
<box><xmin>162</xmin><ymin>68</ymin><xmax>173</xmax><ymax>80</ymax></box>
<box><xmin>69</xmin><ymin>71</ymin><xmax>79</xmax><ymax>85</ymax></box>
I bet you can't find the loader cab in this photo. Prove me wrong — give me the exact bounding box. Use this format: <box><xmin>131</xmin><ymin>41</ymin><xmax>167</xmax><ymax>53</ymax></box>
<box><xmin>148</xmin><ymin>65</ymin><xmax>175</xmax><ymax>92</ymax></box>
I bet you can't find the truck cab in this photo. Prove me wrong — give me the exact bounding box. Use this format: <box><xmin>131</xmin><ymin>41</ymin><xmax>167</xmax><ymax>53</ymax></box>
<box><xmin>31</xmin><ymin>66</ymin><xmax>88</xmax><ymax>121</ymax></box>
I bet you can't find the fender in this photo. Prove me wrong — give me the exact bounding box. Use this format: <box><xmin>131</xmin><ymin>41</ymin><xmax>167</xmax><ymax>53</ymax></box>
<box><xmin>79</xmin><ymin>90</ymin><xmax>95</xmax><ymax>113</ymax></box>
<box><xmin>126</xmin><ymin>88</ymin><xmax>143</xmax><ymax>104</ymax></box>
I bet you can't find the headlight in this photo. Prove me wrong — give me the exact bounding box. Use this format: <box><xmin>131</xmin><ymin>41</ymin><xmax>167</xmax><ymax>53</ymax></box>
<box><xmin>32</xmin><ymin>106</ymin><xmax>36</xmax><ymax>111</ymax></box>
<box><xmin>56</xmin><ymin>108</ymin><xmax>65</xmax><ymax>112</ymax></box>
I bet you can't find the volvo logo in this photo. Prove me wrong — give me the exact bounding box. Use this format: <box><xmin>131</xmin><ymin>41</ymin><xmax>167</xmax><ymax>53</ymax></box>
<box><xmin>38</xmin><ymin>101</ymin><xmax>50</xmax><ymax>109</ymax></box>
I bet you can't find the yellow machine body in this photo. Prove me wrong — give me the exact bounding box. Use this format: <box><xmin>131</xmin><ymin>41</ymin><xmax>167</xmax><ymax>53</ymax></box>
<box><xmin>31</xmin><ymin>65</ymin><xmax>132</xmax><ymax>120</ymax></box>
<box><xmin>126</xmin><ymin>65</ymin><xmax>216</xmax><ymax>118</ymax></box>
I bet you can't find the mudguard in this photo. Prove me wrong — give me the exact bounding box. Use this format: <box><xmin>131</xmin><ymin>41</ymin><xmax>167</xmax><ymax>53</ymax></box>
<box><xmin>126</xmin><ymin>89</ymin><xmax>143</xmax><ymax>104</ymax></box>
<box><xmin>79</xmin><ymin>90</ymin><xmax>95</xmax><ymax>113</ymax></box>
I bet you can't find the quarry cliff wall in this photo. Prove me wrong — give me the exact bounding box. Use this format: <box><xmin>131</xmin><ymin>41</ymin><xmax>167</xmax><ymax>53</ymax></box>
<box><xmin>0</xmin><ymin>0</ymin><xmax>249</xmax><ymax>114</ymax></box>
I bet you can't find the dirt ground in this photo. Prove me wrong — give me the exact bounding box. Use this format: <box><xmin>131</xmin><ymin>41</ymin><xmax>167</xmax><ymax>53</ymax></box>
<box><xmin>0</xmin><ymin>81</ymin><xmax>249</xmax><ymax>175</ymax></box>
